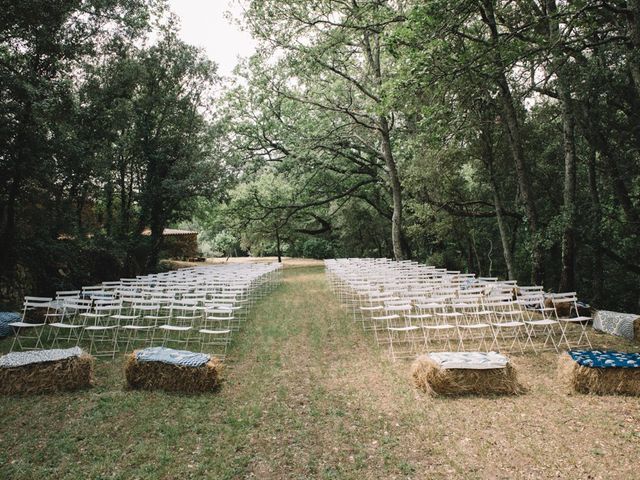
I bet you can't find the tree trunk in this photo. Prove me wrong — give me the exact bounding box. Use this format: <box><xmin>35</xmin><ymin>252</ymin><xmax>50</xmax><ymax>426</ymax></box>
<box><xmin>587</xmin><ymin>149</ymin><xmax>604</xmax><ymax>304</ymax></box>
<box><xmin>105</xmin><ymin>177</ymin><xmax>113</xmax><ymax>236</ymax></box>
<box><xmin>479</xmin><ymin>0</ymin><xmax>544</xmax><ymax>285</ymax></box>
<box><xmin>470</xmin><ymin>232</ymin><xmax>482</xmax><ymax>276</ymax></box>
<box><xmin>466</xmin><ymin>237</ymin><xmax>474</xmax><ymax>274</ymax></box>
<box><xmin>480</xmin><ymin>121</ymin><xmax>516</xmax><ymax>280</ymax></box>
<box><xmin>145</xmin><ymin>208</ymin><xmax>164</xmax><ymax>273</ymax></box>
<box><xmin>492</xmin><ymin>189</ymin><xmax>515</xmax><ymax>280</ymax></box>
<box><xmin>275</xmin><ymin>227</ymin><xmax>282</xmax><ymax>263</ymax></box>
<box><xmin>378</xmin><ymin>115</ymin><xmax>406</xmax><ymax>261</ymax></box>
<box><xmin>360</xmin><ymin>23</ymin><xmax>406</xmax><ymax>262</ymax></box>
<box><xmin>0</xmin><ymin>174</ymin><xmax>20</xmax><ymax>267</ymax></box>
<box><xmin>547</xmin><ymin>0</ymin><xmax>577</xmax><ymax>292</ymax></box>
<box><xmin>557</xmin><ymin>87</ymin><xmax>577</xmax><ymax>292</ymax></box>
<box><xmin>118</xmin><ymin>158</ymin><xmax>128</xmax><ymax>237</ymax></box>
<box><xmin>76</xmin><ymin>190</ymin><xmax>86</xmax><ymax>234</ymax></box>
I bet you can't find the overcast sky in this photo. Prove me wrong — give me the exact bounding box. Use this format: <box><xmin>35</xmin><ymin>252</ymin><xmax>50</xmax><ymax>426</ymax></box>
<box><xmin>167</xmin><ymin>0</ymin><xmax>256</xmax><ymax>77</ymax></box>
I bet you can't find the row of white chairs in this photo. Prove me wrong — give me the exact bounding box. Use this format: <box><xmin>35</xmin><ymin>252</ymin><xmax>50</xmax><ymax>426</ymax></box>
<box><xmin>9</xmin><ymin>263</ymin><xmax>283</xmax><ymax>359</ymax></box>
<box><xmin>326</xmin><ymin>258</ymin><xmax>592</xmax><ymax>360</ymax></box>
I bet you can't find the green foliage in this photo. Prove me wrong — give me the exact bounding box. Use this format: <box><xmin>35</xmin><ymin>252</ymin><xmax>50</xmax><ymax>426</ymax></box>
<box><xmin>212</xmin><ymin>230</ymin><xmax>240</xmax><ymax>258</ymax></box>
<box><xmin>300</xmin><ymin>238</ymin><xmax>334</xmax><ymax>260</ymax></box>
<box><xmin>2</xmin><ymin>0</ymin><xmax>640</xmax><ymax>312</ymax></box>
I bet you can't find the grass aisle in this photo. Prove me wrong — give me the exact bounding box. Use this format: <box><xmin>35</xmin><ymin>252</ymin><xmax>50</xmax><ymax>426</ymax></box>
<box><xmin>1</xmin><ymin>265</ymin><xmax>639</xmax><ymax>479</ymax></box>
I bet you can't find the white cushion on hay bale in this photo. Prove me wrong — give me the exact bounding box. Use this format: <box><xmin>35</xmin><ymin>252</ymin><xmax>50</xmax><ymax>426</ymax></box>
<box><xmin>0</xmin><ymin>347</ymin><xmax>94</xmax><ymax>395</ymax></box>
<box><xmin>592</xmin><ymin>310</ymin><xmax>640</xmax><ymax>342</ymax></box>
<box><xmin>428</xmin><ymin>351</ymin><xmax>510</xmax><ymax>370</ymax></box>
<box><xmin>412</xmin><ymin>351</ymin><xmax>524</xmax><ymax>396</ymax></box>
<box><xmin>125</xmin><ymin>346</ymin><xmax>223</xmax><ymax>393</ymax></box>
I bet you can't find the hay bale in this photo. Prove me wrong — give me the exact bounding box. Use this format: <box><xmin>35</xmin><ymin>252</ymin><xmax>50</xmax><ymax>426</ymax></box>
<box><xmin>0</xmin><ymin>353</ymin><xmax>94</xmax><ymax>395</ymax></box>
<box><xmin>544</xmin><ymin>297</ymin><xmax>571</xmax><ymax>317</ymax></box>
<box><xmin>125</xmin><ymin>351</ymin><xmax>223</xmax><ymax>393</ymax></box>
<box><xmin>411</xmin><ymin>354</ymin><xmax>525</xmax><ymax>396</ymax></box>
<box><xmin>557</xmin><ymin>353</ymin><xmax>640</xmax><ymax>396</ymax></box>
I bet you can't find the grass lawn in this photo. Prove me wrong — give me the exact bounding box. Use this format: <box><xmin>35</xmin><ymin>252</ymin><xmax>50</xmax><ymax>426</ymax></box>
<box><xmin>1</xmin><ymin>265</ymin><xmax>639</xmax><ymax>479</ymax></box>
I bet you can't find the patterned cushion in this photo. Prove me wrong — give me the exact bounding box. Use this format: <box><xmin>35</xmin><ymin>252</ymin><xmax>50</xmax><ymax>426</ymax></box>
<box><xmin>569</xmin><ymin>350</ymin><xmax>640</xmax><ymax>369</ymax></box>
<box><xmin>428</xmin><ymin>351</ymin><xmax>509</xmax><ymax>370</ymax></box>
<box><xmin>135</xmin><ymin>346</ymin><xmax>210</xmax><ymax>368</ymax></box>
<box><xmin>0</xmin><ymin>347</ymin><xmax>84</xmax><ymax>368</ymax></box>
<box><xmin>593</xmin><ymin>310</ymin><xmax>638</xmax><ymax>341</ymax></box>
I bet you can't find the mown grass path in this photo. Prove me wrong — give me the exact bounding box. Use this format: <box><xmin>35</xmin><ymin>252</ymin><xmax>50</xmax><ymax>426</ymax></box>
<box><xmin>1</xmin><ymin>265</ymin><xmax>639</xmax><ymax>479</ymax></box>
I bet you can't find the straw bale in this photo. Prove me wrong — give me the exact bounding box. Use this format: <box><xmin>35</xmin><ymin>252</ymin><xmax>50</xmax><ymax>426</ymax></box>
<box><xmin>544</xmin><ymin>298</ymin><xmax>570</xmax><ymax>317</ymax></box>
<box><xmin>557</xmin><ymin>353</ymin><xmax>640</xmax><ymax>396</ymax></box>
<box><xmin>411</xmin><ymin>354</ymin><xmax>525</xmax><ymax>396</ymax></box>
<box><xmin>0</xmin><ymin>353</ymin><xmax>94</xmax><ymax>395</ymax></box>
<box><xmin>125</xmin><ymin>351</ymin><xmax>223</xmax><ymax>393</ymax></box>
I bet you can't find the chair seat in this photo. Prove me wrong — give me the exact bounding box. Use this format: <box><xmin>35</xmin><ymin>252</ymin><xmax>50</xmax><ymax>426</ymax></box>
<box><xmin>111</xmin><ymin>314</ymin><xmax>138</xmax><ymax>320</ymax></box>
<box><xmin>80</xmin><ymin>313</ymin><xmax>108</xmax><ymax>318</ymax></box>
<box><xmin>438</xmin><ymin>312</ymin><xmax>463</xmax><ymax>317</ymax></box>
<box><xmin>525</xmin><ymin>319</ymin><xmax>558</xmax><ymax>326</ymax></box>
<box><xmin>422</xmin><ymin>324</ymin><xmax>455</xmax><ymax>330</ymax></box>
<box><xmin>49</xmin><ymin>322</ymin><xmax>83</xmax><ymax>329</ymax></box>
<box><xmin>199</xmin><ymin>328</ymin><xmax>231</xmax><ymax>335</ymax></box>
<box><xmin>121</xmin><ymin>325</ymin><xmax>154</xmax><ymax>330</ymax></box>
<box><xmin>372</xmin><ymin>315</ymin><xmax>400</xmax><ymax>320</ymax></box>
<box><xmin>158</xmin><ymin>325</ymin><xmax>191</xmax><ymax>332</ymax></box>
<box><xmin>9</xmin><ymin>321</ymin><xmax>45</xmax><ymax>328</ymax></box>
<box><xmin>85</xmin><ymin>325</ymin><xmax>118</xmax><ymax>331</ymax></box>
<box><xmin>459</xmin><ymin>323</ymin><xmax>491</xmax><ymax>329</ymax></box>
<box><xmin>360</xmin><ymin>306</ymin><xmax>383</xmax><ymax>311</ymax></box>
<box><xmin>388</xmin><ymin>326</ymin><xmax>420</xmax><ymax>332</ymax></box>
<box><xmin>558</xmin><ymin>316</ymin><xmax>591</xmax><ymax>323</ymax></box>
<box><xmin>492</xmin><ymin>321</ymin><xmax>524</xmax><ymax>328</ymax></box>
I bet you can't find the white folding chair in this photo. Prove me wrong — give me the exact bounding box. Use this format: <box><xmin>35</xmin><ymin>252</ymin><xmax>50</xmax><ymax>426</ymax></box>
<box><xmin>550</xmin><ymin>293</ymin><xmax>592</xmax><ymax>349</ymax></box>
<box><xmin>9</xmin><ymin>296</ymin><xmax>53</xmax><ymax>351</ymax></box>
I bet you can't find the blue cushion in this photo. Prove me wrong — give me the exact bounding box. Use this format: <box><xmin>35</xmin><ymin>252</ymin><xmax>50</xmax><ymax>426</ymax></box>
<box><xmin>0</xmin><ymin>312</ymin><xmax>20</xmax><ymax>337</ymax></box>
<box><xmin>569</xmin><ymin>350</ymin><xmax>640</xmax><ymax>369</ymax></box>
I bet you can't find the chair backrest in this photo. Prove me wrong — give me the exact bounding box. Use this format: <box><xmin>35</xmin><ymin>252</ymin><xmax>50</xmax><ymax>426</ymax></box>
<box><xmin>64</xmin><ymin>298</ymin><xmax>94</xmax><ymax>310</ymax></box>
<box><xmin>549</xmin><ymin>292</ymin><xmax>578</xmax><ymax>305</ymax></box>
<box><xmin>56</xmin><ymin>290</ymin><xmax>81</xmax><ymax>300</ymax></box>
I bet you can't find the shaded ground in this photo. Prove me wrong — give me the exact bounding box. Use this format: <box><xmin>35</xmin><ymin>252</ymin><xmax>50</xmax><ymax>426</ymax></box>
<box><xmin>164</xmin><ymin>256</ymin><xmax>324</xmax><ymax>269</ymax></box>
<box><xmin>1</xmin><ymin>266</ymin><xmax>639</xmax><ymax>479</ymax></box>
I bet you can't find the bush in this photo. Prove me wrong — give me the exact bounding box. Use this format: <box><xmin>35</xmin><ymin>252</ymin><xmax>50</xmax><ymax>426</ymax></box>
<box><xmin>301</xmin><ymin>238</ymin><xmax>334</xmax><ymax>259</ymax></box>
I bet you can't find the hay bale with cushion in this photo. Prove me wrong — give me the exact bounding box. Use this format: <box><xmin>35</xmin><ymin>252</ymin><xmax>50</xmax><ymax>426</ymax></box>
<box><xmin>412</xmin><ymin>352</ymin><xmax>525</xmax><ymax>396</ymax></box>
<box><xmin>0</xmin><ymin>347</ymin><xmax>94</xmax><ymax>395</ymax></box>
<box><xmin>125</xmin><ymin>346</ymin><xmax>223</xmax><ymax>393</ymax></box>
<box><xmin>558</xmin><ymin>350</ymin><xmax>640</xmax><ymax>396</ymax></box>
<box><xmin>592</xmin><ymin>310</ymin><xmax>640</xmax><ymax>343</ymax></box>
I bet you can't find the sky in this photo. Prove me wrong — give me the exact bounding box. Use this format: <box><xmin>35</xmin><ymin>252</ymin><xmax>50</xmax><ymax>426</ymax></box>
<box><xmin>167</xmin><ymin>0</ymin><xmax>257</xmax><ymax>77</ymax></box>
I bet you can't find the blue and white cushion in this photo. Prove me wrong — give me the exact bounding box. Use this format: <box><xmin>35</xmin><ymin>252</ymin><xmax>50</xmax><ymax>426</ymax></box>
<box><xmin>569</xmin><ymin>350</ymin><xmax>640</xmax><ymax>369</ymax></box>
<box><xmin>136</xmin><ymin>346</ymin><xmax>210</xmax><ymax>368</ymax></box>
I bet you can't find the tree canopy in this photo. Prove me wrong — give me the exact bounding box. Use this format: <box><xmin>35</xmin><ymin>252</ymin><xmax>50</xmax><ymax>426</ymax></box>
<box><xmin>1</xmin><ymin>0</ymin><xmax>639</xmax><ymax>312</ymax></box>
